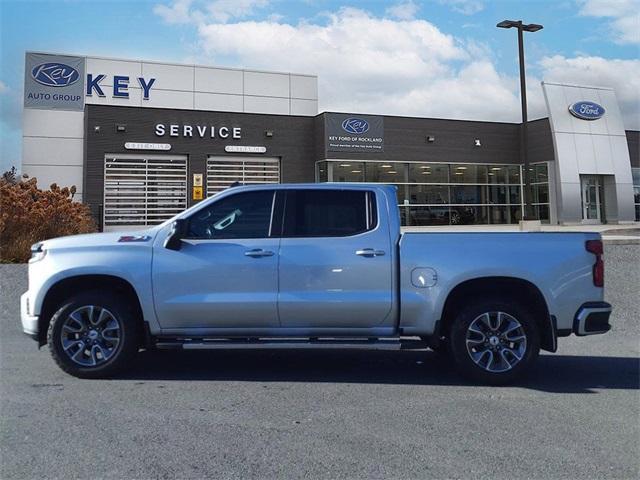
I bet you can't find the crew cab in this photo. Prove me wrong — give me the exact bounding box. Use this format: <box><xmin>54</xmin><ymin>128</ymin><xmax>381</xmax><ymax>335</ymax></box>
<box><xmin>21</xmin><ymin>184</ymin><xmax>612</xmax><ymax>383</ymax></box>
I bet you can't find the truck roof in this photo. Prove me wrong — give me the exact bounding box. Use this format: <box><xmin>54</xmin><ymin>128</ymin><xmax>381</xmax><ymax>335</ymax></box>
<box><xmin>227</xmin><ymin>182</ymin><xmax>398</xmax><ymax>193</ymax></box>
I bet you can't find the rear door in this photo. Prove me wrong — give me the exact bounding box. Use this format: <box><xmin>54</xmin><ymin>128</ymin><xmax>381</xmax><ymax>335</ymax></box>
<box><xmin>277</xmin><ymin>188</ymin><xmax>393</xmax><ymax>328</ymax></box>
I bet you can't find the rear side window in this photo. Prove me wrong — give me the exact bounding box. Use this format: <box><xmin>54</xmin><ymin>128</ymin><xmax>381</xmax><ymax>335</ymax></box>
<box><xmin>187</xmin><ymin>190</ymin><xmax>274</xmax><ymax>239</ymax></box>
<box><xmin>282</xmin><ymin>190</ymin><xmax>377</xmax><ymax>237</ymax></box>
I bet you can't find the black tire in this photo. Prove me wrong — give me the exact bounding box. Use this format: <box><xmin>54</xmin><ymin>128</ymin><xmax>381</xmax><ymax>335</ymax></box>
<box><xmin>47</xmin><ymin>290</ymin><xmax>139</xmax><ymax>379</ymax></box>
<box><xmin>448</xmin><ymin>298</ymin><xmax>540</xmax><ymax>385</ymax></box>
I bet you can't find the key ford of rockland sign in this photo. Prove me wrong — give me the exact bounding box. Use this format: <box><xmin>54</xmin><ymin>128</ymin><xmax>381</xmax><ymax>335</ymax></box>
<box><xmin>326</xmin><ymin>113</ymin><xmax>384</xmax><ymax>152</ymax></box>
<box><xmin>24</xmin><ymin>52</ymin><xmax>156</xmax><ymax>111</ymax></box>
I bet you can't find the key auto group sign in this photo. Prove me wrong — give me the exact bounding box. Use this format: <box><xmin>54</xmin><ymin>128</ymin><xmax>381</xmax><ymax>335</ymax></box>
<box><xmin>24</xmin><ymin>53</ymin><xmax>86</xmax><ymax>110</ymax></box>
<box><xmin>24</xmin><ymin>52</ymin><xmax>157</xmax><ymax>111</ymax></box>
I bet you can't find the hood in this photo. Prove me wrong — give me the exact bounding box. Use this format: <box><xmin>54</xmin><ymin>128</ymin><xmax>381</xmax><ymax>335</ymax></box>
<box><xmin>41</xmin><ymin>228</ymin><xmax>157</xmax><ymax>250</ymax></box>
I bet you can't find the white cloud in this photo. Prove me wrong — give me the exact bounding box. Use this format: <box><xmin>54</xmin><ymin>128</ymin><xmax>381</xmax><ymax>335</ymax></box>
<box><xmin>153</xmin><ymin>0</ymin><xmax>269</xmax><ymax>24</ymax></box>
<box><xmin>0</xmin><ymin>80</ymin><xmax>8</xmax><ymax>95</ymax></box>
<box><xmin>206</xmin><ymin>0</ymin><xmax>269</xmax><ymax>23</ymax></box>
<box><xmin>578</xmin><ymin>0</ymin><xmax>640</xmax><ymax>44</ymax></box>
<box><xmin>153</xmin><ymin>0</ymin><xmax>195</xmax><ymax>24</ymax></box>
<box><xmin>153</xmin><ymin>2</ymin><xmax>639</xmax><ymax>129</ymax></box>
<box><xmin>385</xmin><ymin>1</ymin><xmax>419</xmax><ymax>20</ymax></box>
<box><xmin>437</xmin><ymin>0</ymin><xmax>484</xmax><ymax>15</ymax></box>
<box><xmin>193</xmin><ymin>7</ymin><xmax>525</xmax><ymax>122</ymax></box>
<box><xmin>539</xmin><ymin>55</ymin><xmax>640</xmax><ymax>128</ymax></box>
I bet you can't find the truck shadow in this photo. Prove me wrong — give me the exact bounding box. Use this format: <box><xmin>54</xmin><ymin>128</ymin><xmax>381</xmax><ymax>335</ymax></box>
<box><xmin>120</xmin><ymin>349</ymin><xmax>640</xmax><ymax>394</ymax></box>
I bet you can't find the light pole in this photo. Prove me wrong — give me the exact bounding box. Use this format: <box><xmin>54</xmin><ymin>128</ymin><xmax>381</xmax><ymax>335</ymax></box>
<box><xmin>497</xmin><ymin>20</ymin><xmax>543</xmax><ymax>221</ymax></box>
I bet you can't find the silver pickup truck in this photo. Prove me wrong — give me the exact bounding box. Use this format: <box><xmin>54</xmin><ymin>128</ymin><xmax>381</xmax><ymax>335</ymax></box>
<box><xmin>21</xmin><ymin>183</ymin><xmax>611</xmax><ymax>383</ymax></box>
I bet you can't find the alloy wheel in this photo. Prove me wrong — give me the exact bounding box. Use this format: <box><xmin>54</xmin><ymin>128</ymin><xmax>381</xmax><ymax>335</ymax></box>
<box><xmin>465</xmin><ymin>311</ymin><xmax>527</xmax><ymax>373</ymax></box>
<box><xmin>60</xmin><ymin>305</ymin><xmax>122</xmax><ymax>367</ymax></box>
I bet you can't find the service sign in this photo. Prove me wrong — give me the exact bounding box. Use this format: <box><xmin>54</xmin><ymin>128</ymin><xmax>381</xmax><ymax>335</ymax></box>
<box><xmin>24</xmin><ymin>53</ymin><xmax>85</xmax><ymax>111</ymax></box>
<box><xmin>326</xmin><ymin>113</ymin><xmax>384</xmax><ymax>152</ymax></box>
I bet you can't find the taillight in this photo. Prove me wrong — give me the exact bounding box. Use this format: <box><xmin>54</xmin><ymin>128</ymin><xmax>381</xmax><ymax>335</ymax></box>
<box><xmin>586</xmin><ymin>239</ymin><xmax>604</xmax><ymax>287</ymax></box>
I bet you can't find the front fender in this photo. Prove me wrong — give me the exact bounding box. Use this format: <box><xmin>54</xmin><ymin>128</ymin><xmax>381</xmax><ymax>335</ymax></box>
<box><xmin>29</xmin><ymin>246</ymin><xmax>157</xmax><ymax>332</ymax></box>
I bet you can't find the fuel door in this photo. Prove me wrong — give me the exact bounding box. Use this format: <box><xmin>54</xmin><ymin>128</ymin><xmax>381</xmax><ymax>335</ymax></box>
<box><xmin>411</xmin><ymin>267</ymin><xmax>437</xmax><ymax>288</ymax></box>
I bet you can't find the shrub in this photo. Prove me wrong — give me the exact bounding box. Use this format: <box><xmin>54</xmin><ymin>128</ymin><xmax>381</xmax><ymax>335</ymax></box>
<box><xmin>0</xmin><ymin>168</ymin><xmax>97</xmax><ymax>263</ymax></box>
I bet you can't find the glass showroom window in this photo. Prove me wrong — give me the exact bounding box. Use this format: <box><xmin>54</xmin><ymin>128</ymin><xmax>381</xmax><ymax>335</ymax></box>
<box><xmin>530</xmin><ymin>163</ymin><xmax>551</xmax><ymax>223</ymax></box>
<box><xmin>632</xmin><ymin>168</ymin><xmax>640</xmax><ymax>221</ymax></box>
<box><xmin>316</xmin><ymin>160</ymin><xmax>525</xmax><ymax>226</ymax></box>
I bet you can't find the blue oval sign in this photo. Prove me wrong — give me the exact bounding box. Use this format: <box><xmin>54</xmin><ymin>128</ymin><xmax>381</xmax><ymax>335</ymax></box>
<box><xmin>568</xmin><ymin>101</ymin><xmax>605</xmax><ymax>120</ymax></box>
<box><xmin>31</xmin><ymin>62</ymin><xmax>80</xmax><ymax>87</ymax></box>
<box><xmin>342</xmin><ymin>117</ymin><xmax>370</xmax><ymax>135</ymax></box>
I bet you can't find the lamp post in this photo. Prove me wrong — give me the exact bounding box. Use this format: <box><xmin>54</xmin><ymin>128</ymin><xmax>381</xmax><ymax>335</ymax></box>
<box><xmin>497</xmin><ymin>20</ymin><xmax>543</xmax><ymax>221</ymax></box>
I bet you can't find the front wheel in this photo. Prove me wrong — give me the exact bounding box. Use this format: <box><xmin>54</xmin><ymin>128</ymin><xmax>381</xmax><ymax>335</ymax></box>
<box><xmin>47</xmin><ymin>291</ymin><xmax>139</xmax><ymax>378</ymax></box>
<box><xmin>449</xmin><ymin>299</ymin><xmax>540</xmax><ymax>384</ymax></box>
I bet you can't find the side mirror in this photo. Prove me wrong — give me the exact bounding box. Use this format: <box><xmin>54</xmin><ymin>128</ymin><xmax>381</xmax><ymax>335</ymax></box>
<box><xmin>164</xmin><ymin>218</ymin><xmax>188</xmax><ymax>251</ymax></box>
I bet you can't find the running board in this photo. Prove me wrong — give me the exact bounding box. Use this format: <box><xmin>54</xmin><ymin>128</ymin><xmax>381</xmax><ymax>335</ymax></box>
<box><xmin>154</xmin><ymin>337</ymin><xmax>427</xmax><ymax>351</ymax></box>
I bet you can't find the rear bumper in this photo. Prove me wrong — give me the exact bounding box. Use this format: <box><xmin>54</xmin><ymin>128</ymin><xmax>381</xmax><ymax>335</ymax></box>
<box><xmin>20</xmin><ymin>292</ymin><xmax>39</xmax><ymax>340</ymax></box>
<box><xmin>573</xmin><ymin>301</ymin><xmax>612</xmax><ymax>336</ymax></box>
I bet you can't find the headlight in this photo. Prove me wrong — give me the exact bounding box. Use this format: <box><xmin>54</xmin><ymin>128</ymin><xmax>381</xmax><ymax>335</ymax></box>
<box><xmin>30</xmin><ymin>242</ymin><xmax>47</xmax><ymax>262</ymax></box>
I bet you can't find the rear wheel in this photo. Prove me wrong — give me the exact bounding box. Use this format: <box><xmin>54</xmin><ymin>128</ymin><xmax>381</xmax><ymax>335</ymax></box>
<box><xmin>47</xmin><ymin>291</ymin><xmax>139</xmax><ymax>378</ymax></box>
<box><xmin>449</xmin><ymin>299</ymin><xmax>540</xmax><ymax>384</ymax></box>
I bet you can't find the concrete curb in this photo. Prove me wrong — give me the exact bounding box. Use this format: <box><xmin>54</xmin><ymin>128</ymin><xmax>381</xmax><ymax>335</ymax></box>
<box><xmin>603</xmin><ymin>238</ymin><xmax>640</xmax><ymax>245</ymax></box>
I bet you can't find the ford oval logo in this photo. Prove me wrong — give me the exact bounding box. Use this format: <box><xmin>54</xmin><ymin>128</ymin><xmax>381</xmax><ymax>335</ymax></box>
<box><xmin>31</xmin><ymin>62</ymin><xmax>80</xmax><ymax>87</ymax></box>
<box><xmin>342</xmin><ymin>117</ymin><xmax>370</xmax><ymax>134</ymax></box>
<box><xmin>568</xmin><ymin>101</ymin><xmax>605</xmax><ymax>120</ymax></box>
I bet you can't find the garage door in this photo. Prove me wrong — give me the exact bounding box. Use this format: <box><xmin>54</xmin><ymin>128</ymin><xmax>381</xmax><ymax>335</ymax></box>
<box><xmin>206</xmin><ymin>156</ymin><xmax>280</xmax><ymax>196</ymax></box>
<box><xmin>104</xmin><ymin>154</ymin><xmax>188</xmax><ymax>228</ymax></box>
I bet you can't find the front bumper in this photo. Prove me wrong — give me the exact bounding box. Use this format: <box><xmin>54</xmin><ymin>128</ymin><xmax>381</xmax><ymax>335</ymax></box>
<box><xmin>20</xmin><ymin>292</ymin><xmax>39</xmax><ymax>340</ymax></box>
<box><xmin>573</xmin><ymin>301</ymin><xmax>612</xmax><ymax>336</ymax></box>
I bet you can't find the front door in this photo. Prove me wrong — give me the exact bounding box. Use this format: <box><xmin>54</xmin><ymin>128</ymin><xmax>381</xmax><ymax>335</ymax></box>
<box><xmin>152</xmin><ymin>189</ymin><xmax>279</xmax><ymax>330</ymax></box>
<box><xmin>277</xmin><ymin>189</ymin><xmax>393</xmax><ymax>329</ymax></box>
<box><xmin>581</xmin><ymin>175</ymin><xmax>602</xmax><ymax>224</ymax></box>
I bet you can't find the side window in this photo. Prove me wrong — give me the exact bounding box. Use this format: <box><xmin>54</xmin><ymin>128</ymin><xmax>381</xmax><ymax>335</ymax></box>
<box><xmin>283</xmin><ymin>190</ymin><xmax>377</xmax><ymax>237</ymax></box>
<box><xmin>187</xmin><ymin>190</ymin><xmax>274</xmax><ymax>239</ymax></box>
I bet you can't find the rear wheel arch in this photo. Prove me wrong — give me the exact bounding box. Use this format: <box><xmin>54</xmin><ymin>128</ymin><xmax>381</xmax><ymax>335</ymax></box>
<box><xmin>38</xmin><ymin>275</ymin><xmax>144</xmax><ymax>347</ymax></box>
<box><xmin>438</xmin><ymin>276</ymin><xmax>555</xmax><ymax>352</ymax></box>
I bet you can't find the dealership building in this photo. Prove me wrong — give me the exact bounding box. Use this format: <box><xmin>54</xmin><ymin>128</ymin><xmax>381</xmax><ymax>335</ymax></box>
<box><xmin>22</xmin><ymin>51</ymin><xmax>640</xmax><ymax>230</ymax></box>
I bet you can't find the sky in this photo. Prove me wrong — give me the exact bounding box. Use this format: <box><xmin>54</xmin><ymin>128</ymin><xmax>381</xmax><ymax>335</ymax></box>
<box><xmin>1</xmin><ymin>0</ymin><xmax>639</xmax><ymax>172</ymax></box>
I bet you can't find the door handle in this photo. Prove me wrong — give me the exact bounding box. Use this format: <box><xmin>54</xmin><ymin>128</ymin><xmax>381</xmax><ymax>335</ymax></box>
<box><xmin>244</xmin><ymin>249</ymin><xmax>275</xmax><ymax>258</ymax></box>
<box><xmin>355</xmin><ymin>248</ymin><xmax>385</xmax><ymax>257</ymax></box>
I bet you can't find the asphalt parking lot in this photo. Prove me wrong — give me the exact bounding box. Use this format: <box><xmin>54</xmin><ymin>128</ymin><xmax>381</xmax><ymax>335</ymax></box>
<box><xmin>1</xmin><ymin>244</ymin><xmax>639</xmax><ymax>479</ymax></box>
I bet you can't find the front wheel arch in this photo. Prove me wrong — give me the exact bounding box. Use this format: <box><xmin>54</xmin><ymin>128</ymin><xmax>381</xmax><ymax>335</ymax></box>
<box><xmin>38</xmin><ymin>275</ymin><xmax>144</xmax><ymax>348</ymax></box>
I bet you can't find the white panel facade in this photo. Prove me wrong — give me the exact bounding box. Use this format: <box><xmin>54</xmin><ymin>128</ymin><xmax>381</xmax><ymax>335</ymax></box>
<box><xmin>243</xmin><ymin>71</ymin><xmax>290</xmax><ymax>97</ymax></box>
<box><xmin>290</xmin><ymin>75</ymin><xmax>318</xmax><ymax>100</ymax></box>
<box><xmin>591</xmin><ymin>135</ymin><xmax>615</xmax><ymax>175</ymax></box>
<box><xmin>143</xmin><ymin>89</ymin><xmax>194</xmax><ymax>109</ymax></box>
<box><xmin>542</xmin><ymin>81</ymin><xmax>635</xmax><ymax>223</ymax></box>
<box><xmin>596</xmin><ymin>88</ymin><xmax>626</xmax><ymax>135</ymax></box>
<box><xmin>85</xmin><ymin>86</ymin><xmax>143</xmax><ymax>107</ymax></box>
<box><xmin>244</xmin><ymin>95</ymin><xmax>290</xmax><ymax>115</ymax></box>
<box><xmin>23</xmin><ymin>110</ymin><xmax>84</xmax><ymax>138</ymax></box>
<box><xmin>85</xmin><ymin>58</ymin><xmax>142</xmax><ymax>86</ymax></box>
<box><xmin>291</xmin><ymin>98</ymin><xmax>318</xmax><ymax>116</ymax></box>
<box><xmin>610</xmin><ymin>136</ymin><xmax>634</xmax><ymax>183</ymax></box>
<box><xmin>23</xmin><ymin>137</ymin><xmax>84</xmax><ymax>167</ymax></box>
<box><xmin>553</xmin><ymin>132</ymin><xmax>579</xmax><ymax>180</ymax></box>
<box><xmin>194</xmin><ymin>92</ymin><xmax>244</xmax><ymax>112</ymax></box>
<box><xmin>80</xmin><ymin>55</ymin><xmax>318</xmax><ymax>116</ymax></box>
<box><xmin>142</xmin><ymin>62</ymin><xmax>194</xmax><ymax>92</ymax></box>
<box><xmin>195</xmin><ymin>67</ymin><xmax>243</xmax><ymax>95</ymax></box>
<box><xmin>574</xmin><ymin>135</ymin><xmax>597</xmax><ymax>174</ymax></box>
